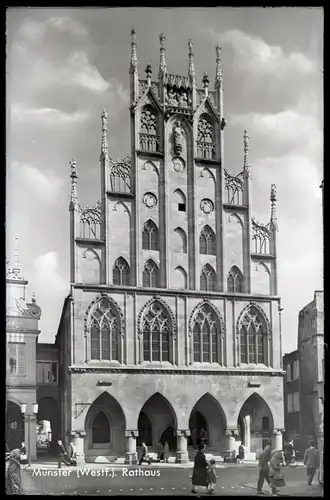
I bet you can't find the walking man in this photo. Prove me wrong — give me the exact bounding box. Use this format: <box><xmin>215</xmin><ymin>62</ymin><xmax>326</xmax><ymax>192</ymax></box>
<box><xmin>57</xmin><ymin>439</ymin><xmax>67</xmax><ymax>469</ymax></box>
<box><xmin>304</xmin><ymin>441</ymin><xmax>320</xmax><ymax>486</ymax></box>
<box><xmin>139</xmin><ymin>441</ymin><xmax>150</xmax><ymax>465</ymax></box>
<box><xmin>257</xmin><ymin>440</ymin><xmax>272</xmax><ymax>495</ymax></box>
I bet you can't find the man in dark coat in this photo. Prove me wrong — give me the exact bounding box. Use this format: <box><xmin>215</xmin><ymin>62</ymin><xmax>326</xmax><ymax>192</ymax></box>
<box><xmin>57</xmin><ymin>439</ymin><xmax>67</xmax><ymax>469</ymax></box>
<box><xmin>304</xmin><ymin>441</ymin><xmax>320</xmax><ymax>486</ymax></box>
<box><xmin>257</xmin><ymin>440</ymin><xmax>272</xmax><ymax>495</ymax></box>
<box><xmin>191</xmin><ymin>443</ymin><xmax>208</xmax><ymax>494</ymax></box>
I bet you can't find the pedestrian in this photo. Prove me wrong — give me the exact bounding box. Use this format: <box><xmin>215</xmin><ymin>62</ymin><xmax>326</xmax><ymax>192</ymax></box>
<box><xmin>157</xmin><ymin>440</ymin><xmax>164</xmax><ymax>462</ymax></box>
<box><xmin>191</xmin><ymin>443</ymin><xmax>208</xmax><ymax>494</ymax></box>
<box><xmin>139</xmin><ymin>441</ymin><xmax>150</xmax><ymax>465</ymax></box>
<box><xmin>206</xmin><ymin>458</ymin><xmax>217</xmax><ymax>494</ymax></box>
<box><xmin>6</xmin><ymin>449</ymin><xmax>25</xmax><ymax>495</ymax></box>
<box><xmin>304</xmin><ymin>441</ymin><xmax>320</xmax><ymax>486</ymax></box>
<box><xmin>57</xmin><ymin>439</ymin><xmax>67</xmax><ymax>469</ymax></box>
<box><xmin>20</xmin><ymin>441</ymin><xmax>28</xmax><ymax>468</ymax></box>
<box><xmin>68</xmin><ymin>441</ymin><xmax>77</xmax><ymax>466</ymax></box>
<box><xmin>257</xmin><ymin>440</ymin><xmax>272</xmax><ymax>495</ymax></box>
<box><xmin>269</xmin><ymin>450</ymin><xmax>285</xmax><ymax>496</ymax></box>
<box><xmin>285</xmin><ymin>439</ymin><xmax>295</xmax><ymax>465</ymax></box>
<box><xmin>163</xmin><ymin>441</ymin><xmax>170</xmax><ymax>463</ymax></box>
<box><xmin>237</xmin><ymin>444</ymin><xmax>245</xmax><ymax>464</ymax></box>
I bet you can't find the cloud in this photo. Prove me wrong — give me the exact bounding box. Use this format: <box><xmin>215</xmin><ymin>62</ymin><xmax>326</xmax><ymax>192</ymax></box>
<box><xmin>32</xmin><ymin>251</ymin><xmax>69</xmax><ymax>341</ymax></box>
<box><xmin>230</xmin><ymin>110</ymin><xmax>322</xmax><ymax>162</ymax></box>
<box><xmin>215</xmin><ymin>29</ymin><xmax>315</xmax><ymax>77</ymax></box>
<box><xmin>18</xmin><ymin>16</ymin><xmax>88</xmax><ymax>41</ymax></box>
<box><xmin>11</xmin><ymin>102</ymin><xmax>91</xmax><ymax>125</ymax></box>
<box><xmin>7</xmin><ymin>162</ymin><xmax>63</xmax><ymax>203</ymax></box>
<box><xmin>63</xmin><ymin>51</ymin><xmax>110</xmax><ymax>93</ymax></box>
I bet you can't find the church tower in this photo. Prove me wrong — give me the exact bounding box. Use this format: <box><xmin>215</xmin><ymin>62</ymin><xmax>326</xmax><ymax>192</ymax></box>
<box><xmin>62</xmin><ymin>31</ymin><xmax>284</xmax><ymax>466</ymax></box>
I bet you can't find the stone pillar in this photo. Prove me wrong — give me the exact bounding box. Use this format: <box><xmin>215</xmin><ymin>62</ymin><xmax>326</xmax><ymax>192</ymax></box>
<box><xmin>125</xmin><ymin>430</ymin><xmax>138</xmax><ymax>464</ymax></box>
<box><xmin>243</xmin><ymin>415</ymin><xmax>251</xmax><ymax>452</ymax></box>
<box><xmin>25</xmin><ymin>415</ymin><xmax>37</xmax><ymax>461</ymax></box>
<box><xmin>176</xmin><ymin>429</ymin><xmax>189</xmax><ymax>464</ymax></box>
<box><xmin>272</xmin><ymin>430</ymin><xmax>283</xmax><ymax>451</ymax></box>
<box><xmin>72</xmin><ymin>431</ymin><xmax>86</xmax><ymax>465</ymax></box>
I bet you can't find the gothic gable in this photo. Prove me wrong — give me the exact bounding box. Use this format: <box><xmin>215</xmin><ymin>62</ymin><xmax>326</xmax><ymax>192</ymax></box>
<box><xmin>194</xmin><ymin>97</ymin><xmax>219</xmax><ymax>123</ymax></box>
<box><xmin>84</xmin><ymin>292</ymin><xmax>125</xmax><ymax>338</ymax></box>
<box><xmin>188</xmin><ymin>299</ymin><xmax>225</xmax><ymax>337</ymax></box>
<box><xmin>236</xmin><ymin>301</ymin><xmax>271</xmax><ymax>337</ymax></box>
<box><xmin>137</xmin><ymin>296</ymin><xmax>177</xmax><ymax>339</ymax></box>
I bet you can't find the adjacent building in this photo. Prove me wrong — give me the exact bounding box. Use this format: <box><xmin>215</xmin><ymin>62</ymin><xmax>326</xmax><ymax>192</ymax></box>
<box><xmin>282</xmin><ymin>350</ymin><xmax>301</xmax><ymax>449</ymax></box>
<box><xmin>53</xmin><ymin>31</ymin><xmax>285</xmax><ymax>465</ymax></box>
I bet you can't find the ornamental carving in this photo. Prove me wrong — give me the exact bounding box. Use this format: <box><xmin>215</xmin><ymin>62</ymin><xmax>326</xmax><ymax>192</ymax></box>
<box><xmin>143</xmin><ymin>192</ymin><xmax>157</xmax><ymax>208</ymax></box>
<box><xmin>172</xmin><ymin>157</ymin><xmax>186</xmax><ymax>173</ymax></box>
<box><xmin>188</xmin><ymin>299</ymin><xmax>225</xmax><ymax>338</ymax></box>
<box><xmin>164</xmin><ymin>74</ymin><xmax>190</xmax><ymax>89</ymax></box>
<box><xmin>252</xmin><ymin>217</ymin><xmax>271</xmax><ymax>254</ymax></box>
<box><xmin>200</xmin><ymin>199</ymin><xmax>214</xmax><ymax>214</ymax></box>
<box><xmin>137</xmin><ymin>296</ymin><xmax>177</xmax><ymax>339</ymax></box>
<box><xmin>165</xmin><ymin>88</ymin><xmax>189</xmax><ymax>108</ymax></box>
<box><xmin>68</xmin><ymin>367</ymin><xmax>283</xmax><ymax>376</ymax></box>
<box><xmin>84</xmin><ymin>293</ymin><xmax>125</xmax><ymax>338</ymax></box>
<box><xmin>14</xmin><ymin>296</ymin><xmax>42</xmax><ymax>319</ymax></box>
<box><xmin>236</xmin><ymin>302</ymin><xmax>270</xmax><ymax>337</ymax></box>
<box><xmin>6</xmin><ymin>267</ymin><xmax>24</xmax><ymax>281</ymax></box>
<box><xmin>110</xmin><ymin>154</ymin><xmax>131</xmax><ymax>194</ymax></box>
<box><xmin>173</xmin><ymin>121</ymin><xmax>184</xmax><ymax>155</ymax></box>
<box><xmin>80</xmin><ymin>201</ymin><xmax>102</xmax><ymax>224</ymax></box>
<box><xmin>224</xmin><ymin>169</ymin><xmax>244</xmax><ymax>205</ymax></box>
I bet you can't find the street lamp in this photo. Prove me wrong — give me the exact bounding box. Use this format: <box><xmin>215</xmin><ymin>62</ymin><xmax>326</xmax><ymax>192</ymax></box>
<box><xmin>20</xmin><ymin>403</ymin><xmax>38</xmax><ymax>466</ymax></box>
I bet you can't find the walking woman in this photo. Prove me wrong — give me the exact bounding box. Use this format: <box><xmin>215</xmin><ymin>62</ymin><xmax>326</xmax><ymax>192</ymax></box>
<box><xmin>269</xmin><ymin>450</ymin><xmax>286</xmax><ymax>496</ymax></box>
<box><xmin>191</xmin><ymin>443</ymin><xmax>208</xmax><ymax>494</ymax></box>
<box><xmin>6</xmin><ymin>449</ymin><xmax>24</xmax><ymax>495</ymax></box>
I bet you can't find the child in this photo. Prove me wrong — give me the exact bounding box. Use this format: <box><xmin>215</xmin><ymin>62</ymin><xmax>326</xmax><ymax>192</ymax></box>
<box><xmin>207</xmin><ymin>459</ymin><xmax>217</xmax><ymax>494</ymax></box>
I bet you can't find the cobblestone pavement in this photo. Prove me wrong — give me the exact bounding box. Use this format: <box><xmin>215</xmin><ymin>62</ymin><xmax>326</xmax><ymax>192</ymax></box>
<box><xmin>21</xmin><ymin>463</ymin><xmax>323</xmax><ymax>496</ymax></box>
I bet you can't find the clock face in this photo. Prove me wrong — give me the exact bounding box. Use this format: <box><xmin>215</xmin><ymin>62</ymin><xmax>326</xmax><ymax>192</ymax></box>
<box><xmin>200</xmin><ymin>198</ymin><xmax>214</xmax><ymax>214</ymax></box>
<box><xmin>143</xmin><ymin>192</ymin><xmax>157</xmax><ymax>208</ymax></box>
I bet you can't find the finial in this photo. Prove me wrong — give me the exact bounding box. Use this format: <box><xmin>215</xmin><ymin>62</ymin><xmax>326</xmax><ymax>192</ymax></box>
<box><xmin>101</xmin><ymin>109</ymin><xmax>109</xmax><ymax>160</ymax></box>
<box><xmin>146</xmin><ymin>62</ymin><xmax>152</xmax><ymax>86</ymax></box>
<box><xmin>270</xmin><ymin>184</ymin><xmax>278</xmax><ymax>229</ymax></box>
<box><xmin>69</xmin><ymin>158</ymin><xmax>79</xmax><ymax>209</ymax></box>
<box><xmin>159</xmin><ymin>33</ymin><xmax>167</xmax><ymax>77</ymax></box>
<box><xmin>202</xmin><ymin>72</ymin><xmax>209</xmax><ymax>96</ymax></box>
<box><xmin>243</xmin><ymin>130</ymin><xmax>251</xmax><ymax>178</ymax></box>
<box><xmin>130</xmin><ymin>28</ymin><xmax>138</xmax><ymax>74</ymax></box>
<box><xmin>13</xmin><ymin>234</ymin><xmax>20</xmax><ymax>270</ymax></box>
<box><xmin>215</xmin><ymin>45</ymin><xmax>223</xmax><ymax>88</ymax></box>
<box><xmin>32</xmin><ymin>292</ymin><xmax>36</xmax><ymax>303</ymax></box>
<box><xmin>188</xmin><ymin>39</ymin><xmax>196</xmax><ymax>83</ymax></box>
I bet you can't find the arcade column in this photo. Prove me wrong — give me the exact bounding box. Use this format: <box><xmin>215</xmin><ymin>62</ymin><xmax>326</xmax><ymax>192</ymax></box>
<box><xmin>176</xmin><ymin>429</ymin><xmax>189</xmax><ymax>464</ymax></box>
<box><xmin>125</xmin><ymin>430</ymin><xmax>138</xmax><ymax>464</ymax></box>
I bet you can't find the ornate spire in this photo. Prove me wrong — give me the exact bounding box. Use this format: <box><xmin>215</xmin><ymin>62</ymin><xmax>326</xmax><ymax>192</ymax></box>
<box><xmin>101</xmin><ymin>109</ymin><xmax>109</xmax><ymax>160</ymax></box>
<box><xmin>188</xmin><ymin>39</ymin><xmax>196</xmax><ymax>83</ymax></box>
<box><xmin>129</xmin><ymin>29</ymin><xmax>138</xmax><ymax>74</ymax></box>
<box><xmin>13</xmin><ymin>234</ymin><xmax>20</xmax><ymax>271</ymax></box>
<box><xmin>159</xmin><ymin>33</ymin><xmax>167</xmax><ymax>77</ymax></box>
<box><xmin>270</xmin><ymin>184</ymin><xmax>278</xmax><ymax>229</ymax></box>
<box><xmin>215</xmin><ymin>45</ymin><xmax>223</xmax><ymax>88</ymax></box>
<box><xmin>202</xmin><ymin>72</ymin><xmax>209</xmax><ymax>96</ymax></box>
<box><xmin>145</xmin><ymin>62</ymin><xmax>152</xmax><ymax>87</ymax></box>
<box><xmin>6</xmin><ymin>234</ymin><xmax>24</xmax><ymax>280</ymax></box>
<box><xmin>243</xmin><ymin>130</ymin><xmax>251</xmax><ymax>178</ymax></box>
<box><xmin>69</xmin><ymin>158</ymin><xmax>78</xmax><ymax>209</ymax></box>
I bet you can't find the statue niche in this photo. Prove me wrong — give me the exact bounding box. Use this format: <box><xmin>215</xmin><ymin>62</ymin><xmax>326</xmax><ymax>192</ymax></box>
<box><xmin>173</xmin><ymin>121</ymin><xmax>184</xmax><ymax>155</ymax></box>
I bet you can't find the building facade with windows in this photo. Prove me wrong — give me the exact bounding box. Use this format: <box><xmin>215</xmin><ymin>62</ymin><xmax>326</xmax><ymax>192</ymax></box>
<box><xmin>56</xmin><ymin>32</ymin><xmax>284</xmax><ymax>464</ymax></box>
<box><xmin>283</xmin><ymin>351</ymin><xmax>301</xmax><ymax>448</ymax></box>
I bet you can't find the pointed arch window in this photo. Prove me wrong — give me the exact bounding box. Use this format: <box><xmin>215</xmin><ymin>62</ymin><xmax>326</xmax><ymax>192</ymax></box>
<box><xmin>90</xmin><ymin>298</ymin><xmax>120</xmax><ymax>361</ymax></box>
<box><xmin>227</xmin><ymin>266</ymin><xmax>243</xmax><ymax>293</ymax></box>
<box><xmin>142</xmin><ymin>220</ymin><xmax>159</xmax><ymax>250</ymax></box>
<box><xmin>200</xmin><ymin>264</ymin><xmax>216</xmax><ymax>291</ymax></box>
<box><xmin>142</xmin><ymin>301</ymin><xmax>171</xmax><ymax>362</ymax></box>
<box><xmin>200</xmin><ymin>226</ymin><xmax>216</xmax><ymax>255</ymax></box>
<box><xmin>143</xmin><ymin>260</ymin><xmax>160</xmax><ymax>288</ymax></box>
<box><xmin>113</xmin><ymin>257</ymin><xmax>130</xmax><ymax>286</ymax></box>
<box><xmin>110</xmin><ymin>160</ymin><xmax>131</xmax><ymax>194</ymax></box>
<box><xmin>239</xmin><ymin>306</ymin><xmax>268</xmax><ymax>365</ymax></box>
<box><xmin>140</xmin><ymin>106</ymin><xmax>159</xmax><ymax>152</ymax></box>
<box><xmin>197</xmin><ymin>115</ymin><xmax>215</xmax><ymax>159</ymax></box>
<box><xmin>192</xmin><ymin>304</ymin><xmax>222</xmax><ymax>363</ymax></box>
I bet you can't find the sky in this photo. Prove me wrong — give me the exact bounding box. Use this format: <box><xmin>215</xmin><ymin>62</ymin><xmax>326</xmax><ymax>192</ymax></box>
<box><xmin>6</xmin><ymin>7</ymin><xmax>323</xmax><ymax>353</ymax></box>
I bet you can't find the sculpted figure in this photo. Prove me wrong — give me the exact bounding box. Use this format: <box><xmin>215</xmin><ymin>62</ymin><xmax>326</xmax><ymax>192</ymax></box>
<box><xmin>173</xmin><ymin>121</ymin><xmax>183</xmax><ymax>154</ymax></box>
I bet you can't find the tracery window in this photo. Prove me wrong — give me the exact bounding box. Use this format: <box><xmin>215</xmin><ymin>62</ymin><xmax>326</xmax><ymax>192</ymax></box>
<box><xmin>142</xmin><ymin>220</ymin><xmax>159</xmax><ymax>250</ymax></box>
<box><xmin>110</xmin><ymin>157</ymin><xmax>131</xmax><ymax>194</ymax></box>
<box><xmin>113</xmin><ymin>257</ymin><xmax>130</xmax><ymax>286</ymax></box>
<box><xmin>197</xmin><ymin>115</ymin><xmax>215</xmax><ymax>159</ymax></box>
<box><xmin>80</xmin><ymin>202</ymin><xmax>101</xmax><ymax>240</ymax></box>
<box><xmin>200</xmin><ymin>264</ymin><xmax>216</xmax><ymax>291</ymax></box>
<box><xmin>239</xmin><ymin>306</ymin><xmax>267</xmax><ymax>365</ymax></box>
<box><xmin>90</xmin><ymin>298</ymin><xmax>119</xmax><ymax>361</ymax></box>
<box><xmin>225</xmin><ymin>170</ymin><xmax>244</xmax><ymax>205</ymax></box>
<box><xmin>200</xmin><ymin>225</ymin><xmax>216</xmax><ymax>255</ymax></box>
<box><xmin>192</xmin><ymin>304</ymin><xmax>221</xmax><ymax>363</ymax></box>
<box><xmin>143</xmin><ymin>260</ymin><xmax>160</xmax><ymax>288</ymax></box>
<box><xmin>142</xmin><ymin>301</ymin><xmax>171</xmax><ymax>362</ymax></box>
<box><xmin>252</xmin><ymin>218</ymin><xmax>271</xmax><ymax>255</ymax></box>
<box><xmin>227</xmin><ymin>266</ymin><xmax>243</xmax><ymax>293</ymax></box>
<box><xmin>140</xmin><ymin>106</ymin><xmax>159</xmax><ymax>152</ymax></box>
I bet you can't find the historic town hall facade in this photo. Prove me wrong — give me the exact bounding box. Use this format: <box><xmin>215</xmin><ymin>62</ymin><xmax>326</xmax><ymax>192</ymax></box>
<box><xmin>55</xmin><ymin>31</ymin><xmax>284</xmax><ymax>465</ymax></box>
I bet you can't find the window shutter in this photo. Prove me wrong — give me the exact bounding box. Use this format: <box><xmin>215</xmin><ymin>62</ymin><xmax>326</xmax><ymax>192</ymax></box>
<box><xmin>17</xmin><ymin>343</ymin><xmax>26</xmax><ymax>375</ymax></box>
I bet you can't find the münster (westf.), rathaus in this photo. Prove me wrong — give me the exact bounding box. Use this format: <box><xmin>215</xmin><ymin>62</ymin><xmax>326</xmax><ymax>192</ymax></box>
<box><xmin>57</xmin><ymin>30</ymin><xmax>284</xmax><ymax>465</ymax></box>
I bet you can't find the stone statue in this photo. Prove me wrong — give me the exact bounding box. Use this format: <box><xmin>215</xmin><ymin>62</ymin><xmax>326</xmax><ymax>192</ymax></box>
<box><xmin>173</xmin><ymin>121</ymin><xmax>183</xmax><ymax>154</ymax></box>
<box><xmin>178</xmin><ymin>92</ymin><xmax>188</xmax><ymax>108</ymax></box>
<box><xmin>168</xmin><ymin>89</ymin><xmax>178</xmax><ymax>106</ymax></box>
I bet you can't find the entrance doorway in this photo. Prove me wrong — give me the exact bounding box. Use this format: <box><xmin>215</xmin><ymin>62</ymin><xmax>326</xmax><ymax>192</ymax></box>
<box><xmin>92</xmin><ymin>411</ymin><xmax>110</xmax><ymax>447</ymax></box>
<box><xmin>137</xmin><ymin>412</ymin><xmax>152</xmax><ymax>446</ymax></box>
<box><xmin>189</xmin><ymin>411</ymin><xmax>207</xmax><ymax>447</ymax></box>
<box><xmin>160</xmin><ymin>426</ymin><xmax>176</xmax><ymax>451</ymax></box>
<box><xmin>6</xmin><ymin>401</ymin><xmax>24</xmax><ymax>451</ymax></box>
